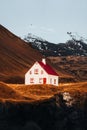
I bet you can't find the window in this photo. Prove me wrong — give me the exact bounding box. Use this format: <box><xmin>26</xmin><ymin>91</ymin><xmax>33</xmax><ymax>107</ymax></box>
<box><xmin>54</xmin><ymin>79</ymin><xmax>56</xmax><ymax>84</ymax></box>
<box><xmin>29</xmin><ymin>71</ymin><xmax>32</xmax><ymax>74</ymax></box>
<box><xmin>41</xmin><ymin>70</ymin><xmax>44</xmax><ymax>74</ymax></box>
<box><xmin>50</xmin><ymin>78</ymin><xmax>52</xmax><ymax>84</ymax></box>
<box><xmin>30</xmin><ymin>78</ymin><xmax>34</xmax><ymax>83</ymax></box>
<box><xmin>39</xmin><ymin>78</ymin><xmax>42</xmax><ymax>83</ymax></box>
<box><xmin>34</xmin><ymin>69</ymin><xmax>38</xmax><ymax>74</ymax></box>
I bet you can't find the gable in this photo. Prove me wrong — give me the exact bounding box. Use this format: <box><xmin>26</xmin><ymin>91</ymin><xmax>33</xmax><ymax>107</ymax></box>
<box><xmin>25</xmin><ymin>62</ymin><xmax>48</xmax><ymax>76</ymax></box>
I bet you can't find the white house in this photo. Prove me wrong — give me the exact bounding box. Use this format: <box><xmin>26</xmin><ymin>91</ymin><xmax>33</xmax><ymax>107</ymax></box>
<box><xmin>25</xmin><ymin>58</ymin><xmax>59</xmax><ymax>86</ymax></box>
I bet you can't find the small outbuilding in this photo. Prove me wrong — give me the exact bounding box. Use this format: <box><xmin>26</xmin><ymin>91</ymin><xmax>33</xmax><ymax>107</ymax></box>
<box><xmin>25</xmin><ymin>58</ymin><xmax>59</xmax><ymax>86</ymax></box>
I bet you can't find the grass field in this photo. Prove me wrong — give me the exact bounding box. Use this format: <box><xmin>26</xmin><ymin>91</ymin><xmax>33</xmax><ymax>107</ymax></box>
<box><xmin>0</xmin><ymin>81</ymin><xmax>86</xmax><ymax>103</ymax></box>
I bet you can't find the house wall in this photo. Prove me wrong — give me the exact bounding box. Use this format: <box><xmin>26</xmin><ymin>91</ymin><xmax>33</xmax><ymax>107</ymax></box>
<box><xmin>25</xmin><ymin>62</ymin><xmax>48</xmax><ymax>85</ymax></box>
<box><xmin>48</xmin><ymin>75</ymin><xmax>59</xmax><ymax>86</ymax></box>
<box><xmin>25</xmin><ymin>62</ymin><xmax>59</xmax><ymax>86</ymax></box>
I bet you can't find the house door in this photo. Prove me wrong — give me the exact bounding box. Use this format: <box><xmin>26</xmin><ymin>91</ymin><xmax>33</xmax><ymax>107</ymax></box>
<box><xmin>43</xmin><ymin>78</ymin><xmax>46</xmax><ymax>84</ymax></box>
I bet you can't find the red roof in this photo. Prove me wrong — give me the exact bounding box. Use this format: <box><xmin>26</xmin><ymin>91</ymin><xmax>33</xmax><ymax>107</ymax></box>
<box><xmin>38</xmin><ymin>61</ymin><xmax>58</xmax><ymax>76</ymax></box>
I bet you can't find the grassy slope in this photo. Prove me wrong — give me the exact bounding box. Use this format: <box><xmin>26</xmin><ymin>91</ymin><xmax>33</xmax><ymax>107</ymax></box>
<box><xmin>0</xmin><ymin>82</ymin><xmax>26</xmax><ymax>101</ymax></box>
<box><xmin>0</xmin><ymin>81</ymin><xmax>87</xmax><ymax>103</ymax></box>
<box><xmin>48</xmin><ymin>56</ymin><xmax>87</xmax><ymax>82</ymax></box>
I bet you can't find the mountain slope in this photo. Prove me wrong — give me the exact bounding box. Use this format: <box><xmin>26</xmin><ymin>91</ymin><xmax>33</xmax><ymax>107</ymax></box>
<box><xmin>48</xmin><ymin>56</ymin><xmax>87</xmax><ymax>82</ymax></box>
<box><xmin>0</xmin><ymin>25</ymin><xmax>87</xmax><ymax>83</ymax></box>
<box><xmin>24</xmin><ymin>33</ymin><xmax>87</xmax><ymax>56</ymax></box>
<box><xmin>0</xmin><ymin>25</ymin><xmax>42</xmax><ymax>83</ymax></box>
<box><xmin>0</xmin><ymin>82</ymin><xmax>25</xmax><ymax>100</ymax></box>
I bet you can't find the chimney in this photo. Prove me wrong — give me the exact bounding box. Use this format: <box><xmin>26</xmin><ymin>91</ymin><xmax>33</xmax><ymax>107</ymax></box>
<box><xmin>42</xmin><ymin>58</ymin><xmax>46</xmax><ymax>64</ymax></box>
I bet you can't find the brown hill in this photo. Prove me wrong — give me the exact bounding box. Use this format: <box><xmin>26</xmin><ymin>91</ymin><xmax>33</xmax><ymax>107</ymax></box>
<box><xmin>0</xmin><ymin>82</ymin><xmax>26</xmax><ymax>101</ymax></box>
<box><xmin>0</xmin><ymin>25</ymin><xmax>71</xmax><ymax>84</ymax></box>
<box><xmin>0</xmin><ymin>81</ymin><xmax>87</xmax><ymax>102</ymax></box>
<box><xmin>0</xmin><ymin>25</ymin><xmax>87</xmax><ymax>83</ymax></box>
<box><xmin>9</xmin><ymin>84</ymin><xmax>59</xmax><ymax>101</ymax></box>
<box><xmin>48</xmin><ymin>56</ymin><xmax>87</xmax><ymax>82</ymax></box>
<box><xmin>0</xmin><ymin>25</ymin><xmax>42</xmax><ymax>83</ymax></box>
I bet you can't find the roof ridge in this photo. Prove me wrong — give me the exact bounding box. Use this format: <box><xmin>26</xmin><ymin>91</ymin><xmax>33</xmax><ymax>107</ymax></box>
<box><xmin>38</xmin><ymin>61</ymin><xmax>58</xmax><ymax>76</ymax></box>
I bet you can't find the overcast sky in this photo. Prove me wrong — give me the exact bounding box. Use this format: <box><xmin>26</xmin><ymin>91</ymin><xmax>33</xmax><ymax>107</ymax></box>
<box><xmin>0</xmin><ymin>0</ymin><xmax>87</xmax><ymax>43</ymax></box>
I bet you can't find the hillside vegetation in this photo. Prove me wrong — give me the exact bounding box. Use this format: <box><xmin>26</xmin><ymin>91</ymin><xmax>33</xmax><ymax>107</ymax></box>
<box><xmin>48</xmin><ymin>56</ymin><xmax>87</xmax><ymax>82</ymax></box>
<box><xmin>0</xmin><ymin>81</ymin><xmax>87</xmax><ymax>102</ymax></box>
<box><xmin>0</xmin><ymin>82</ymin><xmax>26</xmax><ymax>101</ymax></box>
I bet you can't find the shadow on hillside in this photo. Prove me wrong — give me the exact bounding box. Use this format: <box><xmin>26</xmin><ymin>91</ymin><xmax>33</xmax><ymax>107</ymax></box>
<box><xmin>4</xmin><ymin>76</ymin><xmax>24</xmax><ymax>84</ymax></box>
<box><xmin>0</xmin><ymin>93</ymin><xmax>87</xmax><ymax>130</ymax></box>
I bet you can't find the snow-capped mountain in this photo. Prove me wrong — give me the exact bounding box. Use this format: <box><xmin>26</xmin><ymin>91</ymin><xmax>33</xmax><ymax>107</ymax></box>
<box><xmin>24</xmin><ymin>33</ymin><xmax>50</xmax><ymax>51</ymax></box>
<box><xmin>24</xmin><ymin>33</ymin><xmax>87</xmax><ymax>56</ymax></box>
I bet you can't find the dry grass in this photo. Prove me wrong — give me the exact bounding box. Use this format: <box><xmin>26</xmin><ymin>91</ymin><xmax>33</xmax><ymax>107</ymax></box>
<box><xmin>0</xmin><ymin>81</ymin><xmax>87</xmax><ymax>103</ymax></box>
<box><xmin>48</xmin><ymin>56</ymin><xmax>87</xmax><ymax>82</ymax></box>
<box><xmin>9</xmin><ymin>84</ymin><xmax>59</xmax><ymax>101</ymax></box>
<box><xmin>0</xmin><ymin>82</ymin><xmax>26</xmax><ymax>101</ymax></box>
<box><xmin>59</xmin><ymin>82</ymin><xmax>87</xmax><ymax>93</ymax></box>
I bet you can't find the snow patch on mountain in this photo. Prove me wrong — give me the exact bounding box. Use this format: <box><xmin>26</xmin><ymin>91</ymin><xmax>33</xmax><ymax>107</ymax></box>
<box><xmin>24</xmin><ymin>33</ymin><xmax>87</xmax><ymax>56</ymax></box>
